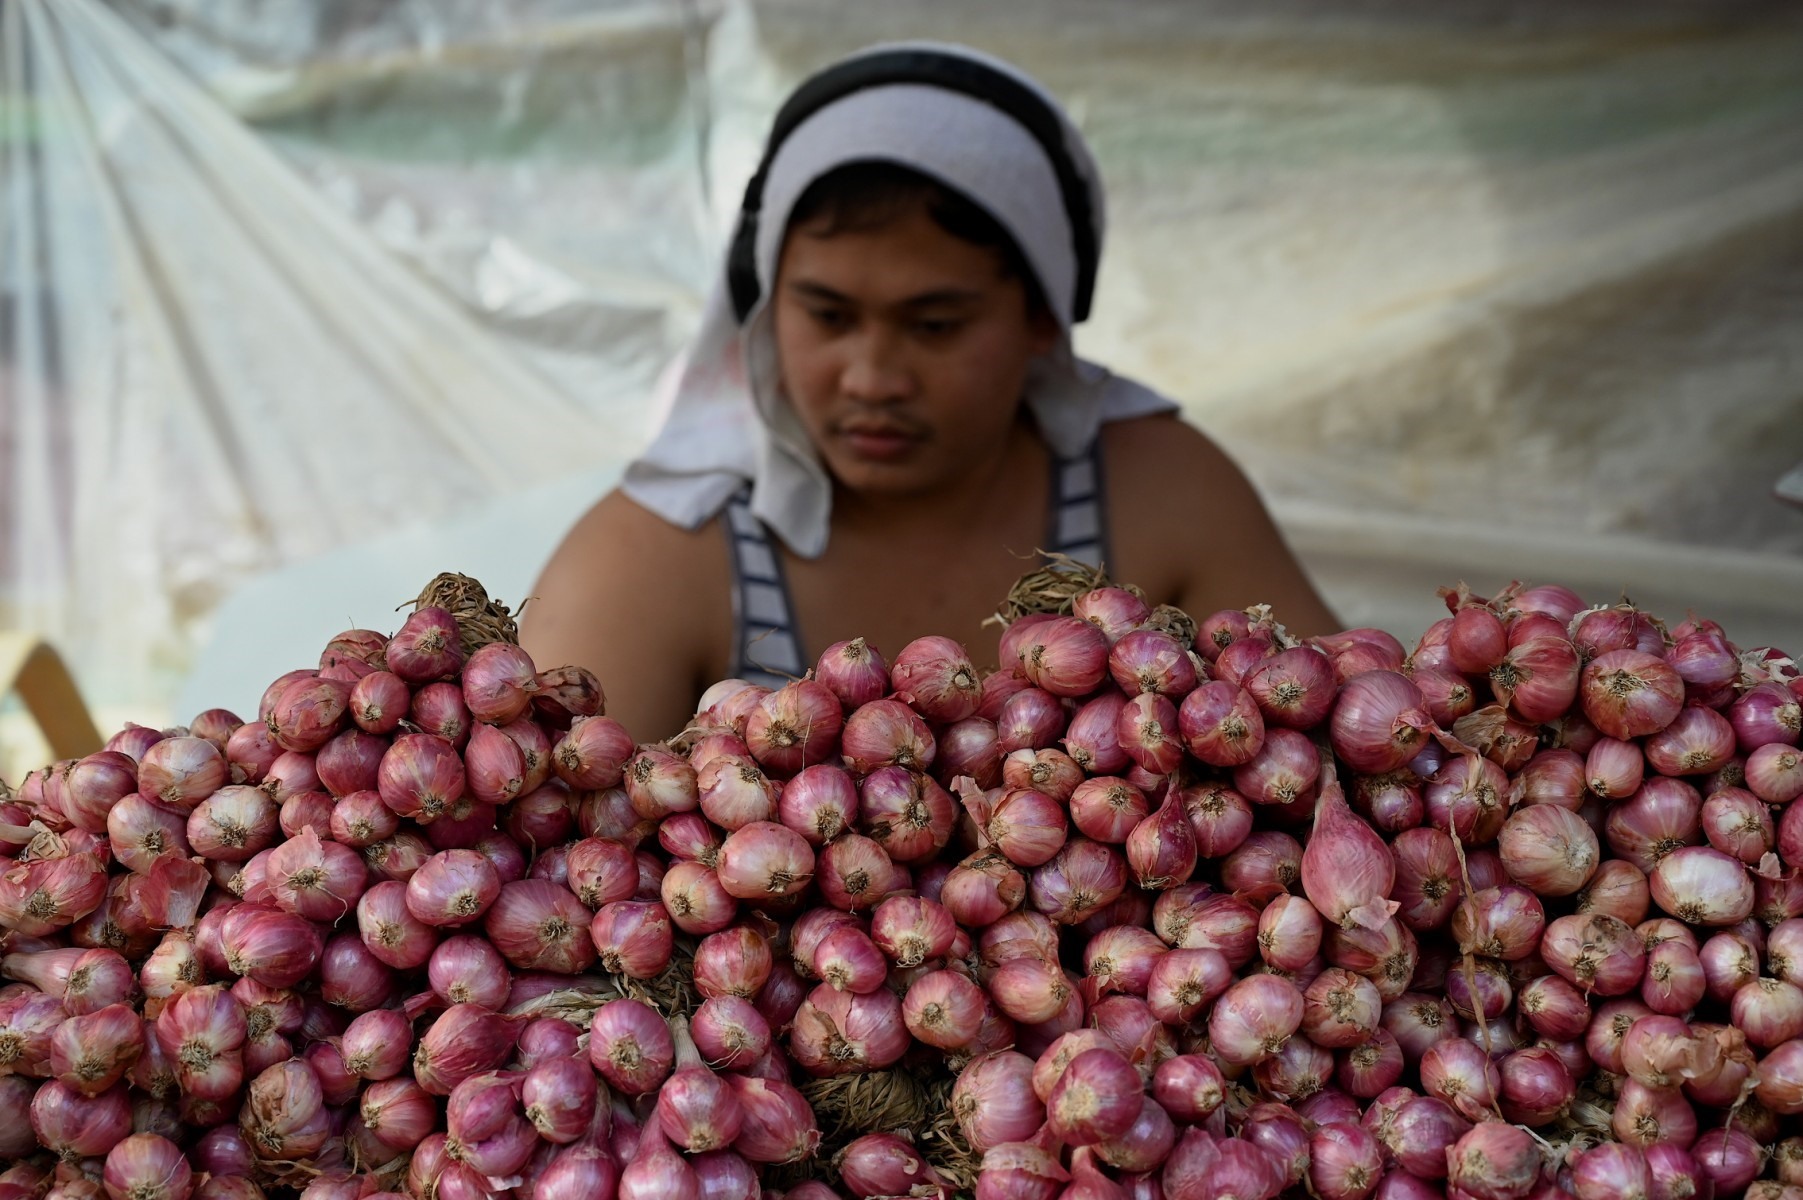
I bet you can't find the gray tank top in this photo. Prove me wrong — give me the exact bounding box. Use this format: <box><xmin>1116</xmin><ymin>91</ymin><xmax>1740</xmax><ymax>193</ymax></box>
<box><xmin>725</xmin><ymin>439</ymin><xmax>1110</xmax><ymax>688</ymax></box>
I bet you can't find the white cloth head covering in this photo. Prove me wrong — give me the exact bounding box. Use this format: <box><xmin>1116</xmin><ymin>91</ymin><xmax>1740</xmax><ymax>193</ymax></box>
<box><xmin>622</xmin><ymin>41</ymin><xmax>1177</xmax><ymax>558</ymax></box>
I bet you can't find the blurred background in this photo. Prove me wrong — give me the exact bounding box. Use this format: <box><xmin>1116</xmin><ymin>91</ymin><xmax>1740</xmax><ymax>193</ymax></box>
<box><xmin>4</xmin><ymin>0</ymin><xmax>1801</xmax><ymax>776</ymax></box>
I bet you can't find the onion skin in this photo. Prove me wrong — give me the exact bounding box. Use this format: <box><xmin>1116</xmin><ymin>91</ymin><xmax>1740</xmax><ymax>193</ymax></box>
<box><xmin>1302</xmin><ymin>763</ymin><xmax>1398</xmax><ymax>932</ymax></box>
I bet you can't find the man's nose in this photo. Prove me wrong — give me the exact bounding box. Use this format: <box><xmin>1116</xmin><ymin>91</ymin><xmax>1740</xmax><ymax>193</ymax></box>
<box><xmin>839</xmin><ymin>327</ymin><xmax>912</xmax><ymax>403</ymax></box>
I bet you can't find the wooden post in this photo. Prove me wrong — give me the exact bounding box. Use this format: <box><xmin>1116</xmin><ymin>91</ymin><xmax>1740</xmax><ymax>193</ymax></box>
<box><xmin>0</xmin><ymin>634</ymin><xmax>104</xmax><ymax>762</ymax></box>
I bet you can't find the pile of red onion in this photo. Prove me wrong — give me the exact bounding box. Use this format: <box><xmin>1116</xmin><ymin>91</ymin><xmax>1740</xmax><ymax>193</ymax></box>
<box><xmin>4</xmin><ymin>580</ymin><xmax>1803</xmax><ymax>1200</ymax></box>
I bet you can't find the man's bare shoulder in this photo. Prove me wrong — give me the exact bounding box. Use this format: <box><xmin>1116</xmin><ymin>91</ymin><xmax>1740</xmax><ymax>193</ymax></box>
<box><xmin>1101</xmin><ymin>413</ymin><xmax>1247</xmax><ymax>499</ymax></box>
<box><xmin>1099</xmin><ymin>413</ymin><xmax>1339</xmax><ymax>634</ymax></box>
<box><xmin>522</xmin><ymin>489</ymin><xmax>733</xmax><ymax>738</ymax></box>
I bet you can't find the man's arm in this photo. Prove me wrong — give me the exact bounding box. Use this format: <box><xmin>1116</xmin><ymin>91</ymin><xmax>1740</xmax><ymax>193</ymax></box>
<box><xmin>520</xmin><ymin>490</ymin><xmax>728</xmax><ymax>744</ymax></box>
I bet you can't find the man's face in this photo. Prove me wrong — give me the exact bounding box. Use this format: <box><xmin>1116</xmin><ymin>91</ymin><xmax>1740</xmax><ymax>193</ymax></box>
<box><xmin>771</xmin><ymin>201</ymin><xmax>1058</xmax><ymax>498</ymax></box>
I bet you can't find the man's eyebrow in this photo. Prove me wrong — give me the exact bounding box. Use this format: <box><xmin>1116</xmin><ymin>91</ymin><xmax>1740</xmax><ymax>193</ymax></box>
<box><xmin>785</xmin><ymin>280</ymin><xmax>985</xmax><ymax>309</ymax></box>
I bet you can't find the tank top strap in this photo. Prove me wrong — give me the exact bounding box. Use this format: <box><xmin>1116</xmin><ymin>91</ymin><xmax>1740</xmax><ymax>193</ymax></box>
<box><xmin>1045</xmin><ymin>435</ymin><xmax>1111</xmax><ymax>570</ymax></box>
<box><xmin>723</xmin><ymin>488</ymin><xmax>809</xmax><ymax>690</ymax></box>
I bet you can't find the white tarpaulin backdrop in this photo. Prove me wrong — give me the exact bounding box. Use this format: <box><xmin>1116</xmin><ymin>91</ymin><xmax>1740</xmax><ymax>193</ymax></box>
<box><xmin>3</xmin><ymin>0</ymin><xmax>1802</xmax><ymax>737</ymax></box>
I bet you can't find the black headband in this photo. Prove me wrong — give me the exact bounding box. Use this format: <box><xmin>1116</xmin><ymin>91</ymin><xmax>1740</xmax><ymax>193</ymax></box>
<box><xmin>724</xmin><ymin>47</ymin><xmax>1099</xmax><ymax>325</ymax></box>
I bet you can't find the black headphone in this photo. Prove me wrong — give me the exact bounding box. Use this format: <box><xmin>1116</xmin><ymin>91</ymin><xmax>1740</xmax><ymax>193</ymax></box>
<box><xmin>724</xmin><ymin>47</ymin><xmax>1100</xmax><ymax>325</ymax></box>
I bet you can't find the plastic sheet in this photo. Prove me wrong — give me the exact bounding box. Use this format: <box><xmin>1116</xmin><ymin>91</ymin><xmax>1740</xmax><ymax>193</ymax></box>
<box><xmin>5</xmin><ymin>0</ymin><xmax>1802</xmax><ymax>722</ymax></box>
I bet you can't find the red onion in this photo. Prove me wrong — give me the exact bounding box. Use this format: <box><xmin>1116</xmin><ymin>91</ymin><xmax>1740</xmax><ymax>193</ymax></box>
<box><xmin>1498</xmin><ymin>1045</ymin><xmax>1575</xmax><ymax>1126</ymax></box>
<box><xmin>135</xmin><ymin>737</ymin><xmax>227</xmax><ymax>812</ymax></box>
<box><xmin>744</xmin><ymin>681</ymin><xmax>844</xmax><ymax>775</ymax></box>
<box><xmin>1732</xmin><ymin>975</ymin><xmax>1803</xmax><ymax>1046</ymax></box>
<box><xmin>60</xmin><ymin>753</ymin><xmax>139</xmax><ymax>836</ymax></box>
<box><xmin>725</xmin><ymin>1074</ymin><xmax>821</xmax><ymax>1165</ymax></box>
<box><xmin>690</xmin><ymin>995</ymin><xmax>771</xmax><ymax>1069</ymax></box>
<box><xmin>1208</xmin><ymin>975</ymin><xmax>1302</xmax><ymax>1065</ymax></box>
<box><xmin>1330</xmin><ymin>673</ymin><xmax>1433</xmax><ymax>774</ymax></box>
<box><xmin>1066</xmin><ymin>693</ymin><xmax>1133</xmax><ymax>775</ymax></box>
<box><xmin>1303</xmin><ymin>763</ymin><xmax>1398</xmax><ymax>931</ymax></box>
<box><xmin>1445</xmin><ymin>598</ymin><xmax>1508</xmax><ymax>674</ymax></box>
<box><xmin>998</xmin><ymin>686</ymin><xmax>1068</xmax><ymax>753</ymax></box>
<box><xmin>1702</xmin><ymin>786</ymin><xmax>1774</xmax><ymax>865</ymax></box>
<box><xmin>1757</xmin><ymin>1037</ymin><xmax>1803</xmax><ymax>1113</ymax></box>
<box><xmin>1181</xmin><ymin>781</ymin><xmax>1255</xmax><ymax>858</ymax></box>
<box><xmin>790</xmin><ymin>983</ymin><xmax>908</xmax><ymax>1074</ymax></box>
<box><xmin>1031</xmin><ymin>838</ymin><xmax>1129</xmax><ymax>926</ymax></box>
<box><xmin>899</xmin><ymin>969</ymin><xmax>985</xmax><ymax>1050</ymax></box>
<box><xmin>265</xmin><ymin>676</ymin><xmax>352</xmax><ymax>754</ymax></box>
<box><xmin>425</xmin><ymin>934</ymin><xmax>509</xmax><ymax>1008</ymax></box>
<box><xmin>1114</xmin><ymin>692</ymin><xmax>1182</xmax><ymax>775</ymax></box>
<box><xmin>1413</xmin><ymin>667</ymin><xmax>1477</xmax><ymax>728</ymax></box>
<box><xmin>50</xmin><ymin>1003</ymin><xmax>143</xmax><ymax>1096</ymax></box>
<box><xmin>580</xmin><ymin>998</ymin><xmax>670</xmax><ymax>1098</ymax></box>
<box><xmin>1687</xmin><ymin>1131</ymin><xmax>1759</xmax><ymax>1196</ymax></box>
<box><xmin>30</xmin><ymin>1078</ymin><xmax>132</xmax><ymax>1160</ymax></box>
<box><xmin>1308</xmin><ymin>1121</ymin><xmax>1384</xmax><ymax>1200</ymax></box>
<box><xmin>1127</xmin><ymin>786</ymin><xmax>1196</xmax><ymax>890</ymax></box>
<box><xmin>1251</xmin><ymin>1035</ymin><xmax>1333</xmax><ymax>1103</ymax></box>
<box><xmin>937</xmin><ymin>717</ymin><xmax>1003</xmax><ymax>791</ymax></box>
<box><xmin>1016</xmin><ymin>616</ymin><xmax>1110</xmax><ymax>697</ymax></box>
<box><xmin>1076</xmin><ymin>587</ymin><xmax>1153</xmax><ymax>643</ymax></box>
<box><xmin>889</xmin><ymin>635</ymin><xmax>983</xmax><ymax>723</ymax></box>
<box><xmin>1244</xmin><ymin>647</ymin><xmax>1335</xmax><ymax>730</ymax></box>
<box><xmin>107</xmin><ymin>723</ymin><xmax>168</xmax><ymax>762</ymax></box>
<box><xmin>382</xmin><ymin>607</ymin><xmax>459</xmax><ymax>682</ymax></box>
<box><xmin>1572</xmin><ymin>1143</ymin><xmax>1654</xmax><ymax>1200</ymax></box>
<box><xmin>1646</xmin><ymin>706</ymin><xmax>1737</xmax><ymax>777</ymax></box>
<box><xmin>981</xmin><ymin>787</ymin><xmax>1070</xmax><ymax>869</ymax></box>
<box><xmin>1196</xmin><ymin>606</ymin><xmax>1256</xmax><ymax>659</ymax></box>
<box><xmin>1614</xmin><ymin>1077</ymin><xmax>1697</xmax><ymax>1148</ymax></box>
<box><xmin>952</xmin><ymin>1051</ymin><xmax>1045</xmax><ymax>1152</ymax></box>
<box><xmin>215</xmin><ymin>902</ymin><xmax>322</xmax><ymax>989</ymax></box>
<box><xmin>777</xmin><ymin>764</ymin><xmax>860</xmax><ymax>847</ymax></box>
<box><xmin>695</xmin><ymin>925</ymin><xmax>775</xmax><ymax>998</ymax></box>
<box><xmin>1047</xmin><ymin>1045</ymin><xmax>1142</xmax><ymax>1146</ymax></box>
<box><xmin>481</xmin><ymin>879</ymin><xmax>597</xmax><ymax>973</ymax></box>
<box><xmin>839</xmin><ymin>1133</ymin><xmax>949</xmax><ymax>1198</ymax></box>
<box><xmin>1145</xmin><ymin>1056</ymin><xmax>1223</xmax><ymax>1131</ymax></box>
<box><xmin>1577</xmin><ymin>858</ymin><xmax>1652</xmax><ymax>925</ymax></box>
<box><xmin>1233</xmin><ymin>727</ymin><xmax>1320</xmax><ymax>807</ymax></box>
<box><xmin>1071</xmin><ymin>777</ymin><xmax>1151</xmax><ymax>844</ymax></box>
<box><xmin>816</xmin><ymin>833</ymin><xmax>900</xmax><ymax>912</ymax></box>
<box><xmin>1498</xmin><ymin>803</ymin><xmax>1599</xmax><ymax>895</ymax></box>
<box><xmin>1543</xmin><ymin>912</ymin><xmax>1645</xmax><ymax>995</ymax></box>
<box><xmin>1110</xmin><ymin>629</ymin><xmax>1199</xmax><ymax>699</ymax></box>
<box><xmin>354</xmin><ymin>878</ymin><xmax>436</xmax><ymax>969</ymax></box>
<box><xmin>1302</xmin><ymin>967</ymin><xmax>1382</xmax><ymax>1048</ymax></box>
<box><xmin>1381</xmin><ymin>1095</ymin><xmax>1470</xmax><ymax>1179</ymax></box>
<box><xmin>1492</xmin><ymin>634</ymin><xmax>1582</xmax><ymax>724</ymax></box>
<box><xmin>1335</xmin><ymin>1028</ymin><xmax>1404</xmax><ymax>1098</ymax></box>
<box><xmin>841</xmin><ymin>699</ymin><xmax>936</xmax><ymax>773</ymax></box>
<box><xmin>1257</xmin><ymin>893</ymin><xmax>1324</xmax><ymax>972</ymax></box>
<box><xmin>621</xmin><ymin>747</ymin><xmax>698</xmax><ymax>821</ymax></box>
<box><xmin>1000</xmin><ymin>750</ymin><xmax>1081</xmax><ymax>807</ymax></box>
<box><xmin>814</xmin><ymin>637</ymin><xmax>890</xmax><ymax>709</ymax></box>
<box><xmin>105</xmin><ymin>794</ymin><xmax>192</xmax><ymax>874</ymax></box>
<box><xmin>937</xmin><ymin>849</ymin><xmax>1023</xmax><ymax>926</ymax></box>
<box><xmin>619</xmin><ymin>1124</ymin><xmax>700</xmax><ymax>1200</ymax></box>
<box><xmin>1386</xmin><ymin>828</ymin><xmax>1459</xmax><ymax>933</ymax></box>
<box><xmin>1447</xmin><ymin>1122</ymin><xmax>1541</xmax><ymax>1200</ymax></box>
<box><xmin>347</xmin><ymin>670</ymin><xmax>409</xmax><ymax>736</ymax></box>
<box><xmin>1582</xmin><ymin>650</ymin><xmax>1685</xmax><ymax>739</ymax></box>
<box><xmin>1732</xmin><ymin>681</ymin><xmax>1803</xmax><ymax>753</ymax></box>
<box><xmin>404</xmin><ymin>847</ymin><xmax>500</xmax><ymax>928</ymax></box>
<box><xmin>315</xmin><ymin>931</ymin><xmax>393</xmax><ymax>1011</ymax></box>
<box><xmin>1649</xmin><ymin>846</ymin><xmax>1753</xmax><ymax>927</ymax></box>
<box><xmin>265</xmin><ymin>827</ymin><xmax>364</xmax><ymax>922</ymax></box>
<box><xmin>1751</xmin><ymin>742</ymin><xmax>1803</xmax><ymax>805</ymax></box>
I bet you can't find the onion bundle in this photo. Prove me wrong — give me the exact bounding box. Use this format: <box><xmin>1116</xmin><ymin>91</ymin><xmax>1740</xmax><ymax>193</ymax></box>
<box><xmin>3</xmin><ymin>572</ymin><xmax>1803</xmax><ymax>1200</ymax></box>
